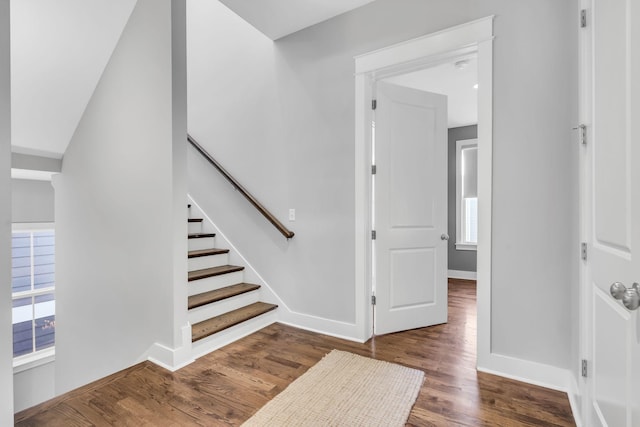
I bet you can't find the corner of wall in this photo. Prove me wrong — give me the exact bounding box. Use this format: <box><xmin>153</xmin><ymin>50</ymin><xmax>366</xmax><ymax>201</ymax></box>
<box><xmin>146</xmin><ymin>324</ymin><xmax>194</xmax><ymax>372</ymax></box>
<box><xmin>478</xmin><ymin>351</ymin><xmax>575</xmax><ymax>394</ymax></box>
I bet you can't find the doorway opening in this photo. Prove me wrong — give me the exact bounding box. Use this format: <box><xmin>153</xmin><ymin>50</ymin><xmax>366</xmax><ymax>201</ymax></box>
<box><xmin>353</xmin><ymin>16</ymin><xmax>494</xmax><ymax>370</ymax></box>
<box><xmin>370</xmin><ymin>54</ymin><xmax>479</xmax><ymax>336</ymax></box>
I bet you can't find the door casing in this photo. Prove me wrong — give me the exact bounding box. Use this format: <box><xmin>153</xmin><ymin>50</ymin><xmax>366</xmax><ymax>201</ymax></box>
<box><xmin>353</xmin><ymin>17</ymin><xmax>494</xmax><ymax>370</ymax></box>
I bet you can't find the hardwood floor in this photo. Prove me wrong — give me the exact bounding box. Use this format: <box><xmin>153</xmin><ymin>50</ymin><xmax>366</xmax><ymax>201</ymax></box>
<box><xmin>15</xmin><ymin>279</ymin><xmax>575</xmax><ymax>426</ymax></box>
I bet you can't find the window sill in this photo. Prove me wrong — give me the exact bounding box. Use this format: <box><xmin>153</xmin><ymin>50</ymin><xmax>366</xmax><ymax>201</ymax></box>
<box><xmin>455</xmin><ymin>243</ymin><xmax>477</xmax><ymax>251</ymax></box>
<box><xmin>13</xmin><ymin>348</ymin><xmax>55</xmax><ymax>374</ymax></box>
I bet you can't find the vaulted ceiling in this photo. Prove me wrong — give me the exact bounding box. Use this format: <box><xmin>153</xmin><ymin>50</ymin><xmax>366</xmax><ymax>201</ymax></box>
<box><xmin>218</xmin><ymin>0</ymin><xmax>377</xmax><ymax>40</ymax></box>
<box><xmin>10</xmin><ymin>0</ymin><xmax>376</xmax><ymax>159</ymax></box>
<box><xmin>10</xmin><ymin>0</ymin><xmax>137</xmax><ymax>159</ymax></box>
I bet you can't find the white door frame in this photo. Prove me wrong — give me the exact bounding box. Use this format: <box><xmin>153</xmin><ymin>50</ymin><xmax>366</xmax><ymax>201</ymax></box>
<box><xmin>578</xmin><ymin>0</ymin><xmax>592</xmax><ymax>424</ymax></box>
<box><xmin>353</xmin><ymin>17</ymin><xmax>494</xmax><ymax>369</ymax></box>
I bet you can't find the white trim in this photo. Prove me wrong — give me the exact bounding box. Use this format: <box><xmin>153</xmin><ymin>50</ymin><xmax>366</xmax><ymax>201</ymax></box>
<box><xmin>455</xmin><ymin>243</ymin><xmax>477</xmax><ymax>251</ymax></box>
<box><xmin>354</xmin><ymin>16</ymin><xmax>495</xmax><ymax>75</ymax></box>
<box><xmin>13</xmin><ymin>347</ymin><xmax>55</xmax><ymax>373</ymax></box>
<box><xmin>11</xmin><ymin>169</ymin><xmax>57</xmax><ymax>182</ymax></box>
<box><xmin>566</xmin><ymin>370</ymin><xmax>584</xmax><ymax>427</ymax></box>
<box><xmin>448</xmin><ymin>270</ymin><xmax>477</xmax><ymax>281</ymax></box>
<box><xmin>355</xmin><ymin>18</ymin><xmax>494</xmax><ymax>367</ymax></box>
<box><xmin>11</xmin><ymin>222</ymin><xmax>54</xmax><ymax>231</ymax></box>
<box><xmin>474</xmin><ymin>33</ymin><xmax>494</xmax><ymax>374</ymax></box>
<box><xmin>146</xmin><ymin>324</ymin><xmax>194</xmax><ymax>372</ymax></box>
<box><xmin>478</xmin><ymin>352</ymin><xmax>573</xmax><ymax>393</ymax></box>
<box><xmin>577</xmin><ymin>0</ymin><xmax>592</xmax><ymax>425</ymax></box>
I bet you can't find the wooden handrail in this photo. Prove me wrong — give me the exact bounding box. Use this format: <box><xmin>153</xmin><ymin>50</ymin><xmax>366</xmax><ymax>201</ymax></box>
<box><xmin>188</xmin><ymin>134</ymin><xmax>295</xmax><ymax>239</ymax></box>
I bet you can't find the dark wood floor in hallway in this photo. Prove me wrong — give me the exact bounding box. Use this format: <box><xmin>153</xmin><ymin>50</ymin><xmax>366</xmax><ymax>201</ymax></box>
<box><xmin>15</xmin><ymin>279</ymin><xmax>575</xmax><ymax>426</ymax></box>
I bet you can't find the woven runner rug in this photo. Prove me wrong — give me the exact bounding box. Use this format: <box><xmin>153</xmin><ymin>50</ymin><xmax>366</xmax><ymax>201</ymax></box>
<box><xmin>242</xmin><ymin>349</ymin><xmax>424</xmax><ymax>426</ymax></box>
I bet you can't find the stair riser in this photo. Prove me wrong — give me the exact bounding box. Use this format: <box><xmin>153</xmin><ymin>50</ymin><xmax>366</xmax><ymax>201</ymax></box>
<box><xmin>188</xmin><ymin>291</ymin><xmax>260</xmax><ymax>325</ymax></box>
<box><xmin>188</xmin><ymin>237</ymin><xmax>215</xmax><ymax>251</ymax></box>
<box><xmin>191</xmin><ymin>310</ymin><xmax>278</xmax><ymax>360</ymax></box>
<box><xmin>188</xmin><ymin>253</ymin><xmax>229</xmax><ymax>271</ymax></box>
<box><xmin>188</xmin><ymin>271</ymin><xmax>244</xmax><ymax>296</ymax></box>
<box><xmin>188</xmin><ymin>222</ymin><xmax>203</xmax><ymax>235</ymax></box>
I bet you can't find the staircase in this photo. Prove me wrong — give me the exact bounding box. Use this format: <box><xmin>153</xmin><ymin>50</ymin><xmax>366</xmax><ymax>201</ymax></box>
<box><xmin>187</xmin><ymin>206</ymin><xmax>278</xmax><ymax>358</ymax></box>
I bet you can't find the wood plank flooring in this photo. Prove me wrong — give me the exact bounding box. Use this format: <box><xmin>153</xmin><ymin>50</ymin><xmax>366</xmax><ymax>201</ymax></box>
<box><xmin>15</xmin><ymin>279</ymin><xmax>575</xmax><ymax>426</ymax></box>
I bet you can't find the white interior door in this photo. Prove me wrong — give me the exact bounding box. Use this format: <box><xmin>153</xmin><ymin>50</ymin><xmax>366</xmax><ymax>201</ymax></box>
<box><xmin>586</xmin><ymin>0</ymin><xmax>640</xmax><ymax>425</ymax></box>
<box><xmin>374</xmin><ymin>81</ymin><xmax>447</xmax><ymax>336</ymax></box>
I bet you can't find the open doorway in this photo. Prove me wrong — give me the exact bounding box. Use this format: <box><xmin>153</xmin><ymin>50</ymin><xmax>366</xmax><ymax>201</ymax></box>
<box><xmin>384</xmin><ymin>54</ymin><xmax>479</xmax><ymax>280</ymax></box>
<box><xmin>353</xmin><ymin>17</ymin><xmax>493</xmax><ymax>370</ymax></box>
<box><xmin>370</xmin><ymin>54</ymin><xmax>478</xmax><ymax>336</ymax></box>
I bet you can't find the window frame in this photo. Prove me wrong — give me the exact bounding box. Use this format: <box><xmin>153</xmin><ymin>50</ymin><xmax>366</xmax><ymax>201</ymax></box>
<box><xmin>11</xmin><ymin>222</ymin><xmax>56</xmax><ymax>371</ymax></box>
<box><xmin>455</xmin><ymin>139</ymin><xmax>478</xmax><ymax>251</ymax></box>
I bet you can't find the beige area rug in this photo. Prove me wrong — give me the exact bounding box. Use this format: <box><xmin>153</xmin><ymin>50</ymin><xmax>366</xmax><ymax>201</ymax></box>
<box><xmin>242</xmin><ymin>349</ymin><xmax>424</xmax><ymax>427</ymax></box>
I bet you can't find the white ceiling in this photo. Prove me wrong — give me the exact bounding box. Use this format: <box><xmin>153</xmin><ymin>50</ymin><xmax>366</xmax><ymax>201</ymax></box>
<box><xmin>10</xmin><ymin>0</ymin><xmax>136</xmax><ymax>159</ymax></box>
<box><xmin>219</xmin><ymin>0</ymin><xmax>377</xmax><ymax>40</ymax></box>
<box><xmin>384</xmin><ymin>56</ymin><xmax>478</xmax><ymax>128</ymax></box>
<box><xmin>10</xmin><ymin>0</ymin><xmax>376</xmax><ymax>160</ymax></box>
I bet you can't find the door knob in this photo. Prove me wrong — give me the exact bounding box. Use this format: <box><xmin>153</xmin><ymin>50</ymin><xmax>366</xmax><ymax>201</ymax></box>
<box><xmin>441</xmin><ymin>234</ymin><xmax>449</xmax><ymax>241</ymax></box>
<box><xmin>610</xmin><ymin>282</ymin><xmax>640</xmax><ymax>311</ymax></box>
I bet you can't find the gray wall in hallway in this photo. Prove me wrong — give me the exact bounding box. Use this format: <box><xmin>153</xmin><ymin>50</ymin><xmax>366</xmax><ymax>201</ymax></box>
<box><xmin>448</xmin><ymin>125</ymin><xmax>477</xmax><ymax>273</ymax></box>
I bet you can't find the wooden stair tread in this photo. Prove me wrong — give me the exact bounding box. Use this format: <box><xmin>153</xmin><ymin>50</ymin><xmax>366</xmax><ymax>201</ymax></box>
<box><xmin>188</xmin><ymin>283</ymin><xmax>260</xmax><ymax>310</ymax></box>
<box><xmin>188</xmin><ymin>265</ymin><xmax>244</xmax><ymax>281</ymax></box>
<box><xmin>188</xmin><ymin>233</ymin><xmax>216</xmax><ymax>239</ymax></box>
<box><xmin>191</xmin><ymin>302</ymin><xmax>278</xmax><ymax>342</ymax></box>
<box><xmin>188</xmin><ymin>218</ymin><xmax>203</xmax><ymax>223</ymax></box>
<box><xmin>188</xmin><ymin>248</ymin><xmax>229</xmax><ymax>258</ymax></box>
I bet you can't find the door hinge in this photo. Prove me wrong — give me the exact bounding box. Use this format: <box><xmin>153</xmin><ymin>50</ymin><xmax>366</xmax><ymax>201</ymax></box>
<box><xmin>371</xmin><ymin>165</ymin><xmax>377</xmax><ymax>175</ymax></box>
<box><xmin>581</xmin><ymin>242</ymin><xmax>588</xmax><ymax>261</ymax></box>
<box><xmin>372</xmin><ymin>99</ymin><xmax>377</xmax><ymax>110</ymax></box>
<box><xmin>574</xmin><ymin>124</ymin><xmax>587</xmax><ymax>145</ymax></box>
<box><xmin>580</xmin><ymin>9</ymin><xmax>587</xmax><ymax>28</ymax></box>
<box><xmin>371</xmin><ymin>295</ymin><xmax>377</xmax><ymax>305</ymax></box>
<box><xmin>581</xmin><ymin>359</ymin><xmax>588</xmax><ymax>377</ymax></box>
<box><xmin>372</xmin><ymin>230</ymin><xmax>376</xmax><ymax>240</ymax></box>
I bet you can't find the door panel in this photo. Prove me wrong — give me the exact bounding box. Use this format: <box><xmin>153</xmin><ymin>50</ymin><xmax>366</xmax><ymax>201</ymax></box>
<box><xmin>390</xmin><ymin>248</ymin><xmax>436</xmax><ymax>307</ymax></box>
<box><xmin>588</xmin><ymin>0</ymin><xmax>640</xmax><ymax>425</ymax></box>
<box><xmin>374</xmin><ymin>81</ymin><xmax>447</xmax><ymax>336</ymax></box>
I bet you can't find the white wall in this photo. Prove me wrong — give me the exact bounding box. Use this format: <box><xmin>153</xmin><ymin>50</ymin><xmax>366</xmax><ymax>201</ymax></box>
<box><xmin>0</xmin><ymin>0</ymin><xmax>13</xmax><ymax>422</ymax></box>
<box><xmin>188</xmin><ymin>0</ymin><xmax>578</xmax><ymax>371</ymax></box>
<box><xmin>10</xmin><ymin>0</ymin><xmax>137</xmax><ymax>157</ymax></box>
<box><xmin>13</xmin><ymin>362</ymin><xmax>55</xmax><ymax>413</ymax></box>
<box><xmin>11</xmin><ymin>179</ymin><xmax>55</xmax><ymax>223</ymax></box>
<box><xmin>54</xmin><ymin>0</ymin><xmax>188</xmax><ymax>394</ymax></box>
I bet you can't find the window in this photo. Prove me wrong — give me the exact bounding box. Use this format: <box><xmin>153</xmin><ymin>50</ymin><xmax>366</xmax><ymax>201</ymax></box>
<box><xmin>11</xmin><ymin>224</ymin><xmax>55</xmax><ymax>363</ymax></box>
<box><xmin>456</xmin><ymin>139</ymin><xmax>478</xmax><ymax>250</ymax></box>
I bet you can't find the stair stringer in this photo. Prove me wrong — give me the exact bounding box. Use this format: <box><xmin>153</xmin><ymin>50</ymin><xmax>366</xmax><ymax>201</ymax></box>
<box><xmin>187</xmin><ymin>195</ymin><xmax>369</xmax><ymax>347</ymax></box>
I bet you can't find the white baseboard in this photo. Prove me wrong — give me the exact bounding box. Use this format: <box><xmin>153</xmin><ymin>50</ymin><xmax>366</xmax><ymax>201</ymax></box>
<box><xmin>277</xmin><ymin>312</ymin><xmax>368</xmax><ymax>344</ymax></box>
<box><xmin>448</xmin><ymin>269</ymin><xmax>477</xmax><ymax>280</ymax></box>
<box><xmin>478</xmin><ymin>352</ymin><xmax>572</xmax><ymax>393</ymax></box>
<box><xmin>147</xmin><ymin>324</ymin><xmax>194</xmax><ymax>372</ymax></box>
<box><xmin>566</xmin><ymin>372</ymin><xmax>583</xmax><ymax>427</ymax></box>
<box><xmin>477</xmin><ymin>356</ymin><xmax>580</xmax><ymax>426</ymax></box>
